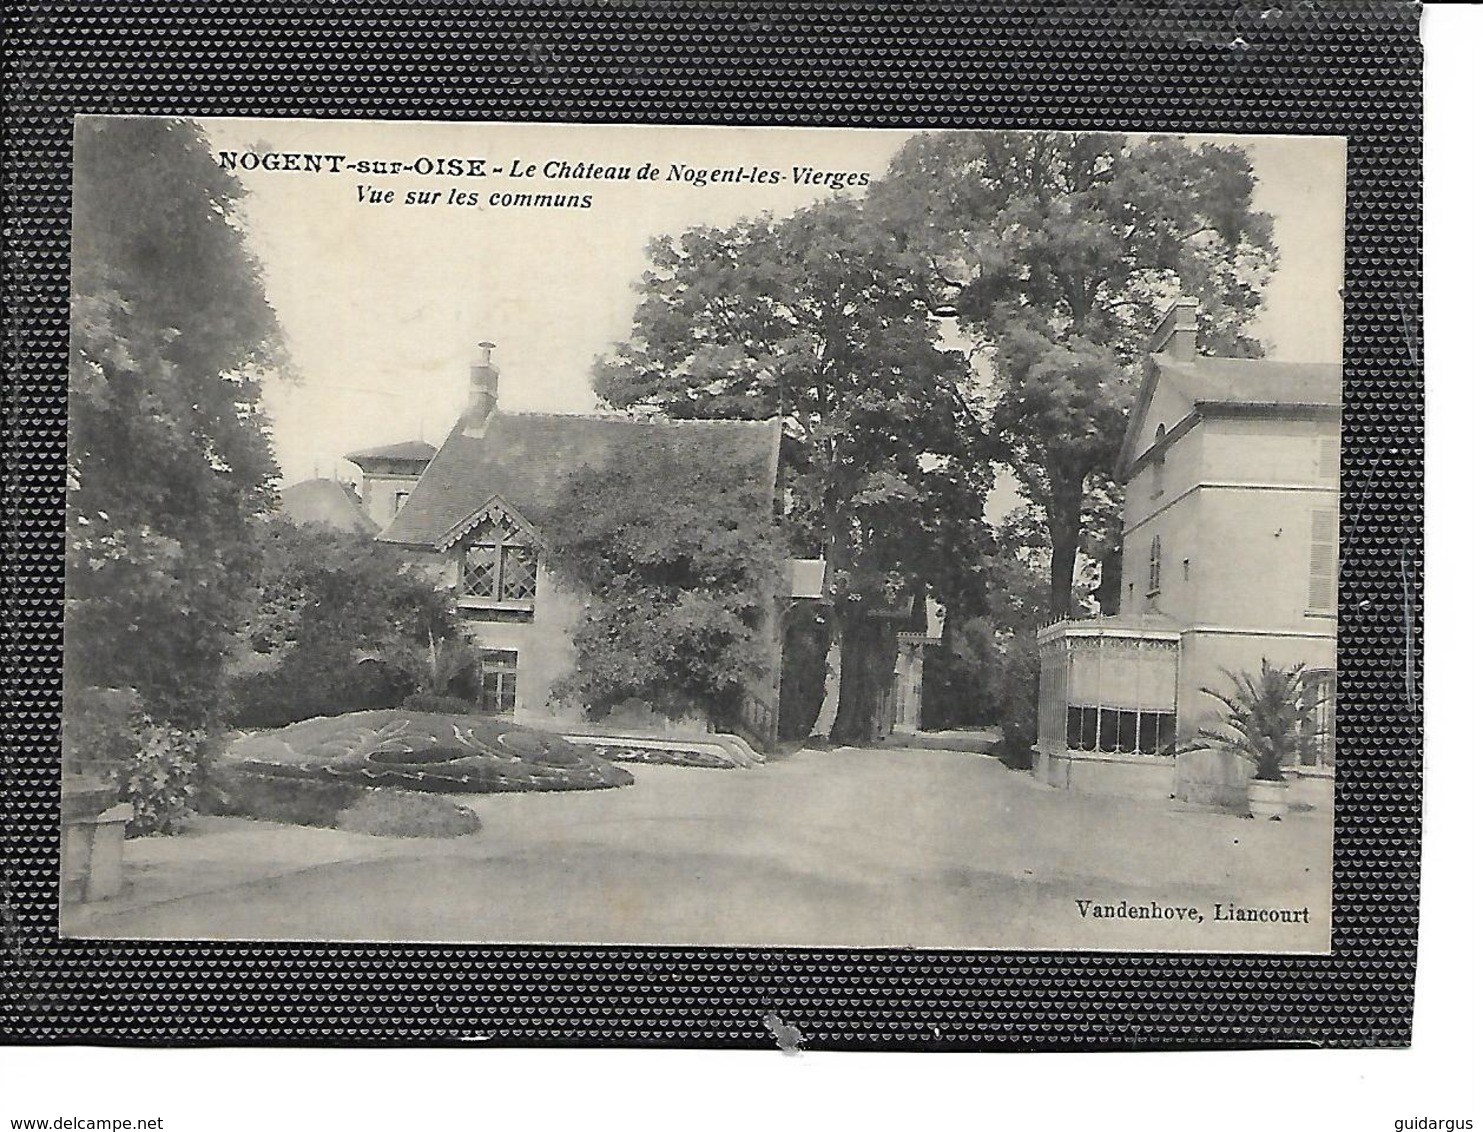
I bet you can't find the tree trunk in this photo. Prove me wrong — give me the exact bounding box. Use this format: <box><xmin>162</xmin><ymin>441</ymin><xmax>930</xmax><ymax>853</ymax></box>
<box><xmin>807</xmin><ymin>506</ymin><xmax>846</xmax><ymax>742</ymax></box>
<box><xmin>779</xmin><ymin>604</ymin><xmax>830</xmax><ymax>741</ymax></box>
<box><xmin>830</xmin><ymin>607</ymin><xmax>900</xmax><ymax>746</ymax></box>
<box><xmin>808</xmin><ymin>622</ymin><xmax>842</xmax><ymax>741</ymax></box>
<box><xmin>1048</xmin><ymin>487</ymin><xmax>1084</xmax><ymax>619</ymax></box>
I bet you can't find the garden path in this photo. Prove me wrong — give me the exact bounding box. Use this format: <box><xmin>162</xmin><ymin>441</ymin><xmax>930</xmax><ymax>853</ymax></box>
<box><xmin>63</xmin><ymin>748</ymin><xmax>1333</xmax><ymax>951</ymax></box>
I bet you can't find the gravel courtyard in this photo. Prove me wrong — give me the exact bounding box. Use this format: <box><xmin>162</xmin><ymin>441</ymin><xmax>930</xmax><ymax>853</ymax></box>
<box><xmin>63</xmin><ymin>748</ymin><xmax>1334</xmax><ymax>952</ymax></box>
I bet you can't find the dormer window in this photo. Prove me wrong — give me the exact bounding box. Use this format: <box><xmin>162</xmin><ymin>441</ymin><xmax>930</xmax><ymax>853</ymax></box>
<box><xmin>459</xmin><ymin>510</ymin><xmax>538</xmax><ymax>604</ymax></box>
<box><xmin>464</xmin><ymin>540</ymin><xmax>537</xmax><ymax>601</ymax></box>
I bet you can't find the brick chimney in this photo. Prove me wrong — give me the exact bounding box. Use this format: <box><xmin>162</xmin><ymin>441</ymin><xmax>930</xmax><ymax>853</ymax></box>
<box><xmin>1147</xmin><ymin>298</ymin><xmax>1199</xmax><ymax>361</ymax></box>
<box><xmin>461</xmin><ymin>340</ymin><xmax>499</xmax><ymax>434</ymax></box>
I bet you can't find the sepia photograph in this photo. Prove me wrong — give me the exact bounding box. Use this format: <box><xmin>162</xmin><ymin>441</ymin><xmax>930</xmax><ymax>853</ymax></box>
<box><xmin>59</xmin><ymin>115</ymin><xmax>1344</xmax><ymax>952</ymax></box>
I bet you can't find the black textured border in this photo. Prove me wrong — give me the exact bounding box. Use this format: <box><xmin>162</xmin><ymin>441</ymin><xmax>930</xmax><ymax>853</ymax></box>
<box><xmin>1</xmin><ymin>1</ymin><xmax>1422</xmax><ymax>1048</ymax></box>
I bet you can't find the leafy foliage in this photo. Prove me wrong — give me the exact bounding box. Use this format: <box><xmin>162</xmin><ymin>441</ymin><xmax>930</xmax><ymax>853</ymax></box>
<box><xmin>115</xmin><ymin>724</ymin><xmax>204</xmax><ymax>836</ymax></box>
<box><xmin>228</xmin><ymin>518</ymin><xmax>472</xmax><ymax>728</ymax></box>
<box><xmin>871</xmin><ymin>131</ymin><xmax>1276</xmax><ymax>614</ymax></box>
<box><xmin>400</xmin><ymin>692</ymin><xmax>476</xmax><ymax>715</ymax></box>
<box><xmin>60</xmin><ymin>685</ymin><xmax>203</xmax><ymax>835</ymax></box>
<box><xmin>594</xmin><ymin>196</ymin><xmax>993</xmax><ymax>741</ymax></box>
<box><xmin>60</xmin><ymin>686</ymin><xmax>146</xmax><ymax>780</ymax></box>
<box><xmin>541</xmin><ymin>439</ymin><xmax>785</xmax><ymax>726</ymax></box>
<box><xmin>1189</xmin><ymin>661</ymin><xmax>1316</xmax><ymax>782</ymax></box>
<box><xmin>66</xmin><ymin>118</ymin><xmax>285</xmax><ymax>727</ymax></box>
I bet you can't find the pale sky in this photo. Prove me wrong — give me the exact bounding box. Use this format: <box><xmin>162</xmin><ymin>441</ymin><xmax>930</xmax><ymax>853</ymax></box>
<box><xmin>196</xmin><ymin>118</ymin><xmax>1346</xmax><ymax>486</ymax></box>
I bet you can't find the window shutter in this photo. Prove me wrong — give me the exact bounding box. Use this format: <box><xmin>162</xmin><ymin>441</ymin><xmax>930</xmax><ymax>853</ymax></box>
<box><xmin>1148</xmin><ymin>535</ymin><xmax>1161</xmax><ymax>594</ymax></box>
<box><xmin>1307</xmin><ymin>507</ymin><xmax>1338</xmax><ymax>612</ymax></box>
<box><xmin>1317</xmin><ymin>436</ymin><xmax>1340</xmax><ymax>483</ymax></box>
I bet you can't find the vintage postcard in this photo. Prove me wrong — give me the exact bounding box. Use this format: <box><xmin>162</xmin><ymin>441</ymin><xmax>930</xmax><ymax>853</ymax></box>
<box><xmin>59</xmin><ymin>115</ymin><xmax>1343</xmax><ymax>952</ymax></box>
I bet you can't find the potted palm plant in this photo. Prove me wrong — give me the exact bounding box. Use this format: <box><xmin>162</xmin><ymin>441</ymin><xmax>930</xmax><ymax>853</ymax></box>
<box><xmin>1191</xmin><ymin>661</ymin><xmax>1317</xmax><ymax>819</ymax></box>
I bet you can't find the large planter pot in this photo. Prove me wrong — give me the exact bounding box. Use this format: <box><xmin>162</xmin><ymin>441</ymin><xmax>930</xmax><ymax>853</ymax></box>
<box><xmin>1247</xmin><ymin>777</ymin><xmax>1290</xmax><ymax>820</ymax></box>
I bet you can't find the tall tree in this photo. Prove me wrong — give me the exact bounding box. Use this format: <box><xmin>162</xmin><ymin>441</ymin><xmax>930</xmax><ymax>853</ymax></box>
<box><xmin>871</xmin><ymin>131</ymin><xmax>1276</xmax><ymax>615</ymax></box>
<box><xmin>594</xmin><ymin>197</ymin><xmax>990</xmax><ymax>744</ymax></box>
<box><xmin>66</xmin><ymin>118</ymin><xmax>284</xmax><ymax>726</ymax></box>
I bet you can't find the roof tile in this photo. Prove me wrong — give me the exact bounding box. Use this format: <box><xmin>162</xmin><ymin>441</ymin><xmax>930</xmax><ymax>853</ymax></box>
<box><xmin>1154</xmin><ymin>356</ymin><xmax>1342</xmax><ymax>407</ymax></box>
<box><xmin>380</xmin><ymin>413</ymin><xmax>780</xmax><ymax>547</ymax></box>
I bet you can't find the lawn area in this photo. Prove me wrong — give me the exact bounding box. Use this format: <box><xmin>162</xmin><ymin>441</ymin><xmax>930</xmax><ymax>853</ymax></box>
<box><xmin>62</xmin><ymin>748</ymin><xmax>1333</xmax><ymax>952</ymax></box>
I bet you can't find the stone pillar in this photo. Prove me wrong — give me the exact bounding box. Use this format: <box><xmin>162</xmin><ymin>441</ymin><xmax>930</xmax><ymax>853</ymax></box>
<box><xmin>891</xmin><ymin>642</ymin><xmax>925</xmax><ymax>735</ymax></box>
<box><xmin>60</xmin><ymin>775</ymin><xmax>134</xmax><ymax>905</ymax></box>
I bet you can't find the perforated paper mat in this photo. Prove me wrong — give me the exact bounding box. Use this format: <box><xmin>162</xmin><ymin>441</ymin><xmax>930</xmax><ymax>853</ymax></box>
<box><xmin>3</xmin><ymin>1</ymin><xmax>1421</xmax><ymax>1048</ymax></box>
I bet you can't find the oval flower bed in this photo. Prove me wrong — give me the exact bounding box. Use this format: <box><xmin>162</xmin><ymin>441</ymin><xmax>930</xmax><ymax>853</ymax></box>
<box><xmin>207</xmin><ymin>710</ymin><xmax>633</xmax><ymax>835</ymax></box>
<box><xmin>223</xmin><ymin>710</ymin><xmax>633</xmax><ymax>793</ymax></box>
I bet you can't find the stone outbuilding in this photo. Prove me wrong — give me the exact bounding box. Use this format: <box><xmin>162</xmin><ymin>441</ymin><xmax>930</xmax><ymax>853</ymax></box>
<box><xmin>373</xmin><ymin>349</ymin><xmax>790</xmax><ymax>749</ymax></box>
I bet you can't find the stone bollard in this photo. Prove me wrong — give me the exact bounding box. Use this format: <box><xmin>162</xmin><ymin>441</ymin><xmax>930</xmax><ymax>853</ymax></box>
<box><xmin>1174</xmin><ymin>749</ymin><xmax>1252</xmax><ymax>814</ymax></box>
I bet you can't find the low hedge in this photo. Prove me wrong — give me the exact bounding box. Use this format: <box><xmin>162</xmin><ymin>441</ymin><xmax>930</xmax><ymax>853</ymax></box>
<box><xmin>400</xmin><ymin>692</ymin><xmax>476</xmax><ymax>715</ymax></box>
<box><xmin>204</xmin><ymin>766</ymin><xmax>481</xmax><ymax>837</ymax></box>
<box><xmin>204</xmin><ymin>767</ymin><xmax>360</xmax><ymax>828</ymax></box>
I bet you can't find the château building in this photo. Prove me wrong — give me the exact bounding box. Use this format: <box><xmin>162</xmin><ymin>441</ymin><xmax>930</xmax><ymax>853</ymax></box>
<box><xmin>1035</xmin><ymin>299</ymin><xmax>1340</xmax><ymax>795</ymax></box>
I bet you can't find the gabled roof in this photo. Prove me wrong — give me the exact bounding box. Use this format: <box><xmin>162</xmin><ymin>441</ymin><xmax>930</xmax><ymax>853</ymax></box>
<box><xmin>1153</xmin><ymin>356</ymin><xmax>1342</xmax><ymax>408</ymax></box>
<box><xmin>435</xmin><ymin>490</ymin><xmax>547</xmax><ymax>552</ymax></box>
<box><xmin>379</xmin><ymin>412</ymin><xmax>782</xmax><ymax>548</ymax></box>
<box><xmin>1118</xmin><ymin>354</ymin><xmax>1342</xmax><ymax>479</ymax></box>
<box><xmin>278</xmin><ymin>478</ymin><xmax>379</xmax><ymax>535</ymax></box>
<box><xmin>344</xmin><ymin>439</ymin><xmax>438</xmax><ymax>468</ymax></box>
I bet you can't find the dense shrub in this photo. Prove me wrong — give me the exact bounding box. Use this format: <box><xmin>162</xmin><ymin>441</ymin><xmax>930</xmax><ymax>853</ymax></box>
<box><xmin>541</xmin><ymin>442</ymin><xmax>784</xmax><ymax>729</ymax></box>
<box><xmin>226</xmin><ymin>517</ymin><xmax>472</xmax><ymax>729</ymax></box>
<box><xmin>62</xmin><ymin>685</ymin><xmax>205</xmax><ymax>835</ymax></box>
<box><xmin>335</xmin><ymin>790</ymin><xmax>480</xmax><ymax>838</ymax></box>
<box><xmin>923</xmin><ymin>621</ymin><xmax>1042</xmax><ymax>769</ymax></box>
<box><xmin>61</xmin><ymin>686</ymin><xmax>145</xmax><ymax>779</ymax></box>
<box><xmin>230</xmin><ymin>654</ymin><xmax>415</xmax><ymax>730</ymax></box>
<box><xmin>115</xmin><ymin>723</ymin><xmax>204</xmax><ymax>836</ymax></box>
<box><xmin>401</xmin><ymin>692</ymin><xmax>476</xmax><ymax>715</ymax></box>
